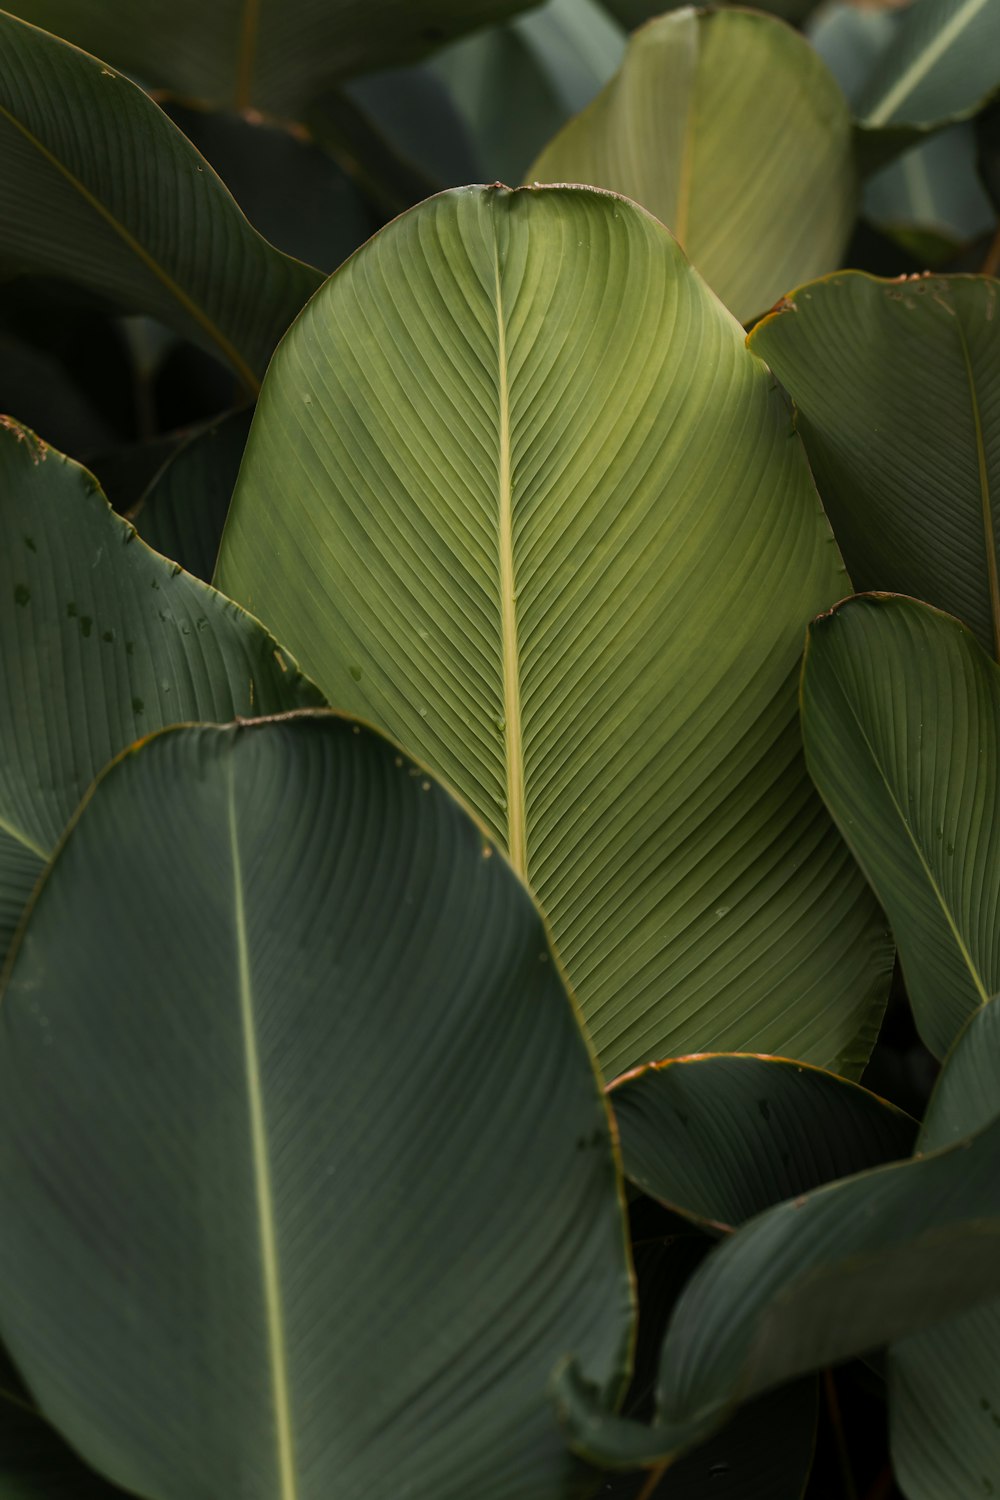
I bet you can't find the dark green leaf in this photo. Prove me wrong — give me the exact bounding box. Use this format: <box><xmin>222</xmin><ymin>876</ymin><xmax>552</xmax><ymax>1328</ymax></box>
<box><xmin>609</xmin><ymin>1055</ymin><xmax>916</xmax><ymax>1230</ymax></box>
<box><xmin>0</xmin><ymin>11</ymin><xmax>321</xmax><ymax>390</ymax></box>
<box><xmin>0</xmin><ymin>714</ymin><xmax>633</xmax><ymax>1500</ymax></box>
<box><xmin>749</xmin><ymin>272</ymin><xmax>1000</xmax><ymax>659</ymax></box>
<box><xmin>0</xmin><ymin>416</ymin><xmax>322</xmax><ymax>969</ymax></box>
<box><xmin>801</xmin><ymin>595</ymin><xmax>1000</xmax><ymax>1059</ymax></box>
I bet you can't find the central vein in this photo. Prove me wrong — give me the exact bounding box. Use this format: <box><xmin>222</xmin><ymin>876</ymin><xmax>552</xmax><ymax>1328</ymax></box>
<box><xmin>227</xmin><ymin>763</ymin><xmax>298</xmax><ymax>1500</ymax></box>
<box><xmin>492</xmin><ymin>242</ymin><xmax>527</xmax><ymax>878</ymax></box>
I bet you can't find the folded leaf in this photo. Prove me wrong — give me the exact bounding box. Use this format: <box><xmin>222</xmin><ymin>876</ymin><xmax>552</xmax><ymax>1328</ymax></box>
<box><xmin>0</xmin><ymin>417</ymin><xmax>322</xmax><ymax>969</ymax></box>
<box><xmin>0</xmin><ymin>10</ymin><xmax>321</xmax><ymax>389</ymax></box>
<box><xmin>889</xmin><ymin>998</ymin><xmax>1000</xmax><ymax>1499</ymax></box>
<box><xmin>801</xmin><ymin>594</ymin><xmax>1000</xmax><ymax>1058</ymax></box>
<box><xmin>528</xmin><ymin>10</ymin><xmax>855</xmax><ymax>323</ymax></box>
<box><xmin>0</xmin><ymin>715</ymin><xmax>633</xmax><ymax>1500</ymax></box>
<box><xmin>216</xmin><ymin>183</ymin><xmax>890</xmax><ymax>1082</ymax></box>
<box><xmin>749</xmin><ymin>272</ymin><xmax>1000</xmax><ymax>659</ymax></box>
<box><xmin>558</xmin><ymin>1008</ymin><xmax>1000</xmax><ymax>1469</ymax></box>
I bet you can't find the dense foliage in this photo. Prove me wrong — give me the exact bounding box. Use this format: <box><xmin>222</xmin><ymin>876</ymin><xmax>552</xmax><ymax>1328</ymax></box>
<box><xmin>0</xmin><ymin>1</ymin><xmax>999</xmax><ymax>1496</ymax></box>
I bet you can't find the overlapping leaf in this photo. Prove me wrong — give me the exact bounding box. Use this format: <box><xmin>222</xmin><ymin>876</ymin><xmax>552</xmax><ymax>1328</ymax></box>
<box><xmin>0</xmin><ymin>714</ymin><xmax>633</xmax><ymax>1500</ymax></box>
<box><xmin>557</xmin><ymin>993</ymin><xmax>1000</xmax><ymax>1474</ymax></box>
<box><xmin>0</xmin><ymin>9</ymin><xmax>321</xmax><ymax>389</ymax></box>
<box><xmin>528</xmin><ymin>10</ymin><xmax>855</xmax><ymax>323</ymax></box>
<box><xmin>890</xmin><ymin>999</ymin><xmax>1000</xmax><ymax>1499</ymax></box>
<box><xmin>1</xmin><ymin>0</ymin><xmax>537</xmax><ymax>116</ymax></box>
<box><xmin>801</xmin><ymin>594</ymin><xmax>1000</xmax><ymax>1058</ymax></box>
<box><xmin>750</xmin><ymin>273</ymin><xmax>1000</xmax><ymax>658</ymax></box>
<box><xmin>0</xmin><ymin>417</ymin><xmax>322</xmax><ymax>969</ymax></box>
<box><xmin>609</xmin><ymin>1054</ymin><xmax>916</xmax><ymax>1230</ymax></box>
<box><xmin>216</xmin><ymin>184</ymin><xmax>889</xmax><ymax>1082</ymax></box>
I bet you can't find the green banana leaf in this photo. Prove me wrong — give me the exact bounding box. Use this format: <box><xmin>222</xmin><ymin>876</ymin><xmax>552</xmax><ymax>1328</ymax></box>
<box><xmin>801</xmin><ymin>594</ymin><xmax>1000</xmax><ymax>1059</ymax></box>
<box><xmin>128</xmin><ymin>409</ymin><xmax>253</xmax><ymax>581</ymax></box>
<box><xmin>0</xmin><ymin>417</ymin><xmax>323</xmax><ymax>970</ymax></box>
<box><xmin>609</xmin><ymin>1055</ymin><xmax>916</xmax><ymax>1230</ymax></box>
<box><xmin>0</xmin><ymin>714</ymin><xmax>634</xmax><ymax>1500</ymax></box>
<box><xmin>0</xmin><ymin>10</ymin><xmax>321</xmax><ymax>391</ymax></box>
<box><xmin>889</xmin><ymin>998</ymin><xmax>1000</xmax><ymax>1498</ymax></box>
<box><xmin>809</xmin><ymin>0</ymin><xmax>1000</xmax><ymax>170</ymax></box>
<box><xmin>0</xmin><ymin>0</ymin><xmax>537</xmax><ymax>116</ymax></box>
<box><xmin>555</xmin><ymin>990</ymin><xmax>1000</xmax><ymax>1473</ymax></box>
<box><xmin>527</xmin><ymin>10</ymin><xmax>855</xmax><ymax>324</ymax></box>
<box><xmin>749</xmin><ymin>272</ymin><xmax>1000</xmax><ymax>659</ymax></box>
<box><xmin>858</xmin><ymin>0</ymin><xmax>1000</xmax><ymax>131</ymax></box>
<box><xmin>216</xmin><ymin>184</ymin><xmax>890</xmax><ymax>1083</ymax></box>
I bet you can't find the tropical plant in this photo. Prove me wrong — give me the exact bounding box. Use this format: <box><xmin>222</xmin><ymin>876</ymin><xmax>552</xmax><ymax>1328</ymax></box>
<box><xmin>0</xmin><ymin>0</ymin><xmax>999</xmax><ymax>1497</ymax></box>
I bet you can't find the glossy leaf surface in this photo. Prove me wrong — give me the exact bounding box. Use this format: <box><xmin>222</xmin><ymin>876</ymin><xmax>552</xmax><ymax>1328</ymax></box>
<box><xmin>528</xmin><ymin>10</ymin><xmax>855</xmax><ymax>323</ymax></box>
<box><xmin>217</xmin><ymin>184</ymin><xmax>889</xmax><ymax>1082</ymax></box>
<box><xmin>609</xmin><ymin>1055</ymin><xmax>916</xmax><ymax>1230</ymax></box>
<box><xmin>750</xmin><ymin>272</ymin><xmax>1000</xmax><ymax>658</ymax></box>
<box><xmin>1</xmin><ymin>0</ymin><xmax>537</xmax><ymax>116</ymax></box>
<box><xmin>0</xmin><ymin>11</ymin><xmax>321</xmax><ymax>390</ymax></box>
<box><xmin>0</xmin><ymin>417</ymin><xmax>322</xmax><ymax>969</ymax></box>
<box><xmin>801</xmin><ymin>595</ymin><xmax>1000</xmax><ymax>1059</ymax></box>
<box><xmin>0</xmin><ymin>715</ymin><xmax>633</xmax><ymax>1500</ymax></box>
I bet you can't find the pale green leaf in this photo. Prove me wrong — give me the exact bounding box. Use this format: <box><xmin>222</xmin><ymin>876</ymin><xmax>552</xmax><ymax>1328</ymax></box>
<box><xmin>216</xmin><ymin>184</ymin><xmax>890</xmax><ymax>1081</ymax></box>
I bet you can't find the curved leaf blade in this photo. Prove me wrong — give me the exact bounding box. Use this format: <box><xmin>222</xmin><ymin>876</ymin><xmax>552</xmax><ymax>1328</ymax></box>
<box><xmin>750</xmin><ymin>272</ymin><xmax>1000</xmax><ymax>659</ymax></box>
<box><xmin>528</xmin><ymin>10</ymin><xmax>856</xmax><ymax>323</ymax></box>
<box><xmin>0</xmin><ymin>714</ymin><xmax>633</xmax><ymax>1500</ymax></box>
<box><xmin>0</xmin><ymin>10</ymin><xmax>321</xmax><ymax>387</ymax></box>
<box><xmin>801</xmin><ymin>594</ymin><xmax>1000</xmax><ymax>1058</ymax></box>
<box><xmin>0</xmin><ymin>416</ymin><xmax>323</xmax><ymax>968</ymax></box>
<box><xmin>609</xmin><ymin>1054</ymin><xmax>916</xmax><ymax>1230</ymax></box>
<box><xmin>217</xmin><ymin>183</ymin><xmax>889</xmax><ymax>1082</ymax></box>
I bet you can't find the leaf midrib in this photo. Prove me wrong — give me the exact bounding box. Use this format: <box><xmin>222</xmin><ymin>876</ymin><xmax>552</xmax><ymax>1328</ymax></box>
<box><xmin>491</xmin><ymin>236</ymin><xmax>527</xmax><ymax>879</ymax></box>
<box><xmin>831</xmin><ymin>662</ymin><xmax>990</xmax><ymax>1006</ymax></box>
<box><xmin>0</xmin><ymin>100</ymin><xmax>260</xmax><ymax>394</ymax></box>
<box><xmin>227</xmin><ymin>760</ymin><xmax>298</xmax><ymax>1500</ymax></box>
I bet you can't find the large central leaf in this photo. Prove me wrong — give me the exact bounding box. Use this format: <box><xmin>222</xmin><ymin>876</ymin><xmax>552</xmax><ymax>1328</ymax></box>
<box><xmin>217</xmin><ymin>185</ymin><xmax>888</xmax><ymax>1080</ymax></box>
